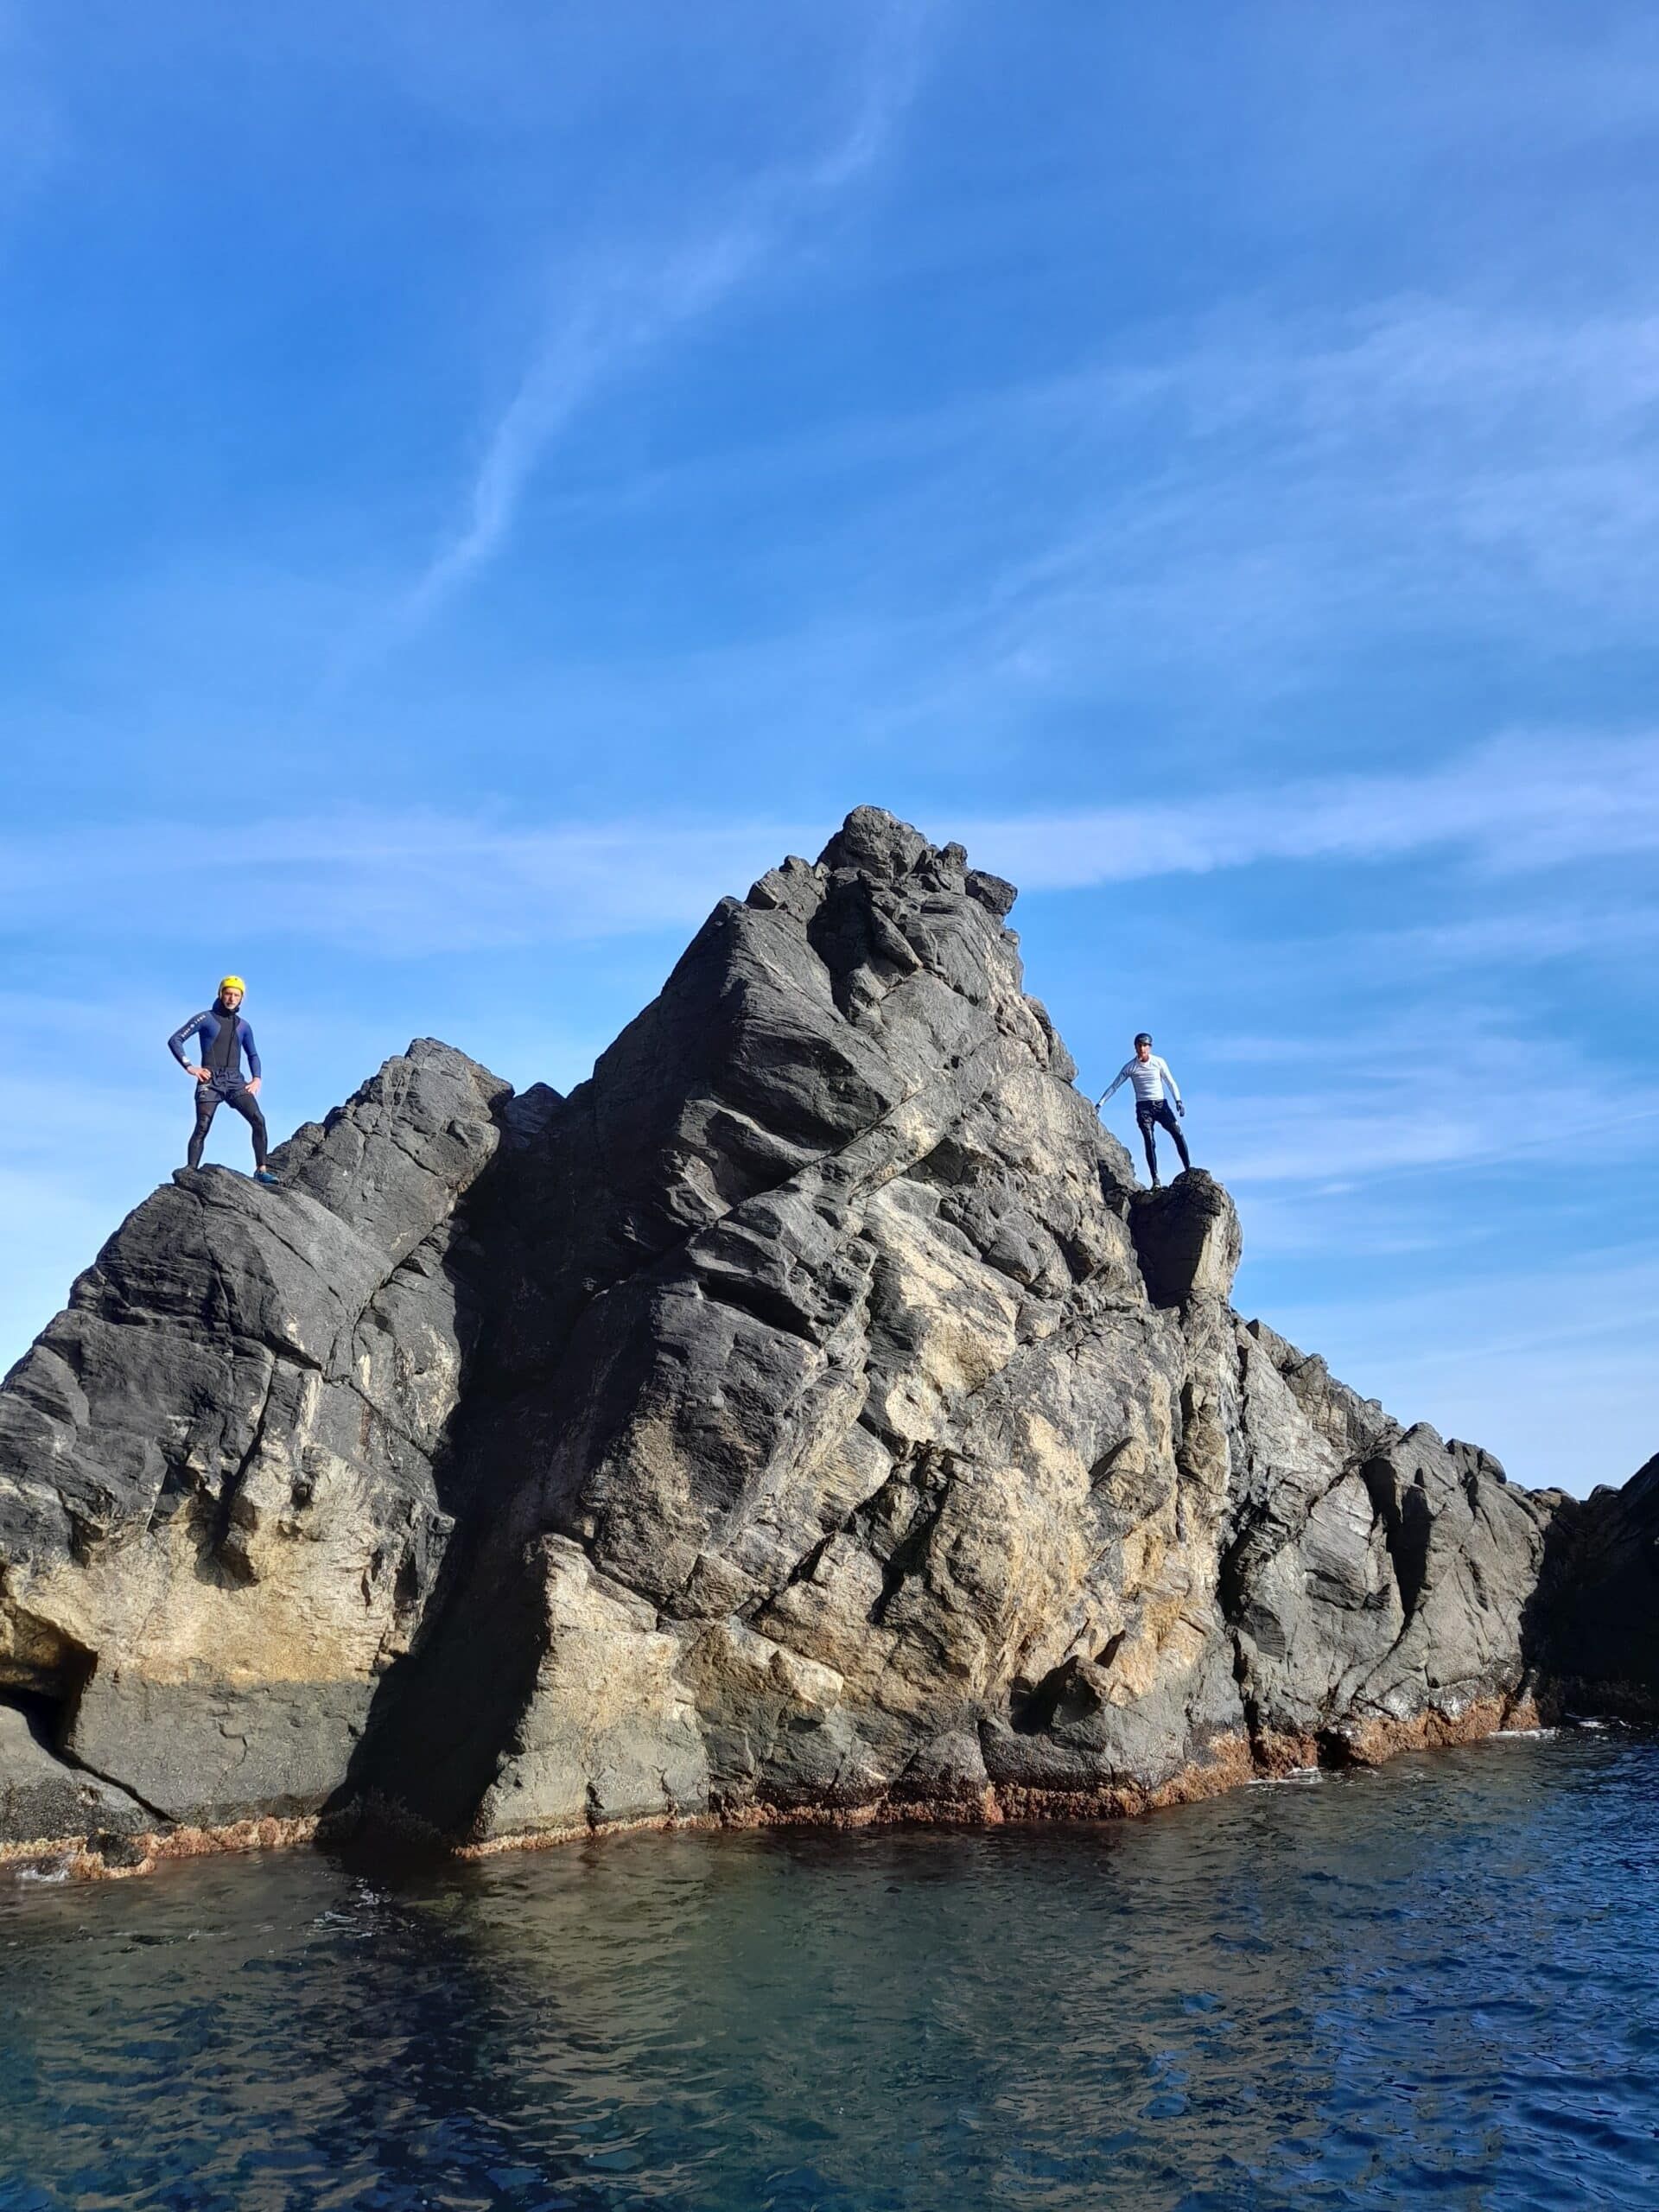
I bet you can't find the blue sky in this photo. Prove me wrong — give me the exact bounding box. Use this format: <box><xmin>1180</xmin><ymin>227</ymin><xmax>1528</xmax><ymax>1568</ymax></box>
<box><xmin>3</xmin><ymin>1</ymin><xmax>1656</xmax><ymax>1494</ymax></box>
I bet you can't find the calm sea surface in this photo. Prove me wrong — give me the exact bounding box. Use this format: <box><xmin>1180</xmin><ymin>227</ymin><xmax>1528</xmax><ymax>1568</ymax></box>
<box><xmin>3</xmin><ymin>1731</ymin><xmax>1656</xmax><ymax>2211</ymax></box>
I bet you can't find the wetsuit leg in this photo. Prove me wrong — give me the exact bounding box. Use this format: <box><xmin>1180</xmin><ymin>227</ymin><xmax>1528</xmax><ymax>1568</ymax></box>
<box><xmin>1135</xmin><ymin>1099</ymin><xmax>1160</xmax><ymax>1180</ymax></box>
<box><xmin>186</xmin><ymin>1082</ymin><xmax>219</xmax><ymax>1169</ymax></box>
<box><xmin>226</xmin><ymin>1085</ymin><xmax>269</xmax><ymax>1170</ymax></box>
<box><xmin>1156</xmin><ymin>1099</ymin><xmax>1192</xmax><ymax>1173</ymax></box>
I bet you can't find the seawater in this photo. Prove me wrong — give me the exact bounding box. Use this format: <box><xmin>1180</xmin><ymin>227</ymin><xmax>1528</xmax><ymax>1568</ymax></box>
<box><xmin>3</xmin><ymin>1732</ymin><xmax>1657</xmax><ymax>2211</ymax></box>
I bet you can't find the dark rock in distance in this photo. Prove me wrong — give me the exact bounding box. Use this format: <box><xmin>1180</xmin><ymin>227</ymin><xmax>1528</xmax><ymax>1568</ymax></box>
<box><xmin>1527</xmin><ymin>1453</ymin><xmax>1659</xmax><ymax>1717</ymax></box>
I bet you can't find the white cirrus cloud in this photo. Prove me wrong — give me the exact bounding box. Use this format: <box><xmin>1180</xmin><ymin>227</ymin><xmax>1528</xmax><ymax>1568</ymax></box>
<box><xmin>353</xmin><ymin>0</ymin><xmax>938</xmax><ymax>660</ymax></box>
<box><xmin>2</xmin><ymin>729</ymin><xmax>1656</xmax><ymax>955</ymax></box>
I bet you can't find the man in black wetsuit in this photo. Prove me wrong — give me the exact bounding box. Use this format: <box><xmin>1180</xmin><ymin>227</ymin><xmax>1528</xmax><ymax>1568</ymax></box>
<box><xmin>168</xmin><ymin>976</ymin><xmax>278</xmax><ymax>1185</ymax></box>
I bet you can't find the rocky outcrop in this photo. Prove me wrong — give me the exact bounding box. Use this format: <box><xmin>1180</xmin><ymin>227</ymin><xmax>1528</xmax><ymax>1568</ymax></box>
<box><xmin>0</xmin><ymin>808</ymin><xmax>1641</xmax><ymax>1869</ymax></box>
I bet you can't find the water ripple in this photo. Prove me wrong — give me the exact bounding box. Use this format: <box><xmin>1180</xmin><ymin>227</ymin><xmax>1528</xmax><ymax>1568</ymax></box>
<box><xmin>1</xmin><ymin>1732</ymin><xmax>1657</xmax><ymax>2209</ymax></box>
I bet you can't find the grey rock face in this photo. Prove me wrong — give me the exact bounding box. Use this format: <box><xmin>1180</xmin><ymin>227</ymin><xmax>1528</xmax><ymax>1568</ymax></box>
<box><xmin>0</xmin><ymin>809</ymin><xmax>1637</xmax><ymax>1861</ymax></box>
<box><xmin>0</xmin><ymin>1041</ymin><xmax>511</xmax><ymax>1832</ymax></box>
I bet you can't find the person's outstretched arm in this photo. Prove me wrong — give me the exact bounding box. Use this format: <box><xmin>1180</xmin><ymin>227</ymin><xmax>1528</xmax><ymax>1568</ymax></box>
<box><xmin>1096</xmin><ymin>1061</ymin><xmax>1132</xmax><ymax>1109</ymax></box>
<box><xmin>168</xmin><ymin>1013</ymin><xmax>210</xmax><ymax>1081</ymax></box>
<box><xmin>241</xmin><ymin>1020</ymin><xmax>262</xmax><ymax>1091</ymax></box>
<box><xmin>1158</xmin><ymin>1057</ymin><xmax>1184</xmax><ymax>1113</ymax></box>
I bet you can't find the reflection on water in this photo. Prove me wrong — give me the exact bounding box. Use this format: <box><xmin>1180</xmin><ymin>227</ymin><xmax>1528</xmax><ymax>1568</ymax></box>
<box><xmin>3</xmin><ymin>1733</ymin><xmax>1658</xmax><ymax>2209</ymax></box>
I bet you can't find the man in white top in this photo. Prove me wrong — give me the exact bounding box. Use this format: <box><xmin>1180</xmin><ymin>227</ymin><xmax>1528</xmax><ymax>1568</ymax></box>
<box><xmin>1097</xmin><ymin>1032</ymin><xmax>1192</xmax><ymax>1187</ymax></box>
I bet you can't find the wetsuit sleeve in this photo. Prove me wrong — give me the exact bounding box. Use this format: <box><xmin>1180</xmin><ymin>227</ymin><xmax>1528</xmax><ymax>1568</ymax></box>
<box><xmin>241</xmin><ymin>1020</ymin><xmax>261</xmax><ymax>1081</ymax></box>
<box><xmin>1098</xmin><ymin>1061</ymin><xmax>1132</xmax><ymax>1103</ymax></box>
<box><xmin>1158</xmin><ymin>1057</ymin><xmax>1181</xmax><ymax>1105</ymax></box>
<box><xmin>168</xmin><ymin>1014</ymin><xmax>207</xmax><ymax>1067</ymax></box>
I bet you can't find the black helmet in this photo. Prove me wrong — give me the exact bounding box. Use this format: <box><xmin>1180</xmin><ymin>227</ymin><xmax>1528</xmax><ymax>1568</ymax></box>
<box><xmin>1134</xmin><ymin>1032</ymin><xmax>1152</xmax><ymax>1047</ymax></box>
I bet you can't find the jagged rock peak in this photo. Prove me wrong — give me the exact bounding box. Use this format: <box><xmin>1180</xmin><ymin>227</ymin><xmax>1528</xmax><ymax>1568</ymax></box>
<box><xmin>818</xmin><ymin>804</ymin><xmax>936</xmax><ymax>880</ymax></box>
<box><xmin>0</xmin><ymin>809</ymin><xmax>1652</xmax><ymax>1874</ymax></box>
<box><xmin>747</xmin><ymin>807</ymin><xmax>1016</xmax><ymax>924</ymax></box>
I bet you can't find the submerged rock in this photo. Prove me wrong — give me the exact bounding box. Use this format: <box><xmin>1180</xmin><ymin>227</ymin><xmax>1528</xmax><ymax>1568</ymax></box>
<box><xmin>0</xmin><ymin>809</ymin><xmax>1644</xmax><ymax>1861</ymax></box>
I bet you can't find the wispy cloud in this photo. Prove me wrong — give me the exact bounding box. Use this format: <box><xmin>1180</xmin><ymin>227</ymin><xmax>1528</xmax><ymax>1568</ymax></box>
<box><xmin>64</xmin><ymin>287</ymin><xmax>1659</xmax><ymax>773</ymax></box>
<box><xmin>0</xmin><ymin>811</ymin><xmax>819</xmax><ymax>953</ymax></box>
<box><xmin>340</xmin><ymin>292</ymin><xmax>1659</xmax><ymax>742</ymax></box>
<box><xmin>961</xmin><ymin>730</ymin><xmax>1659</xmax><ymax>891</ymax></box>
<box><xmin>392</xmin><ymin>228</ymin><xmax>766</xmax><ymax>641</ymax></box>
<box><xmin>913</xmin><ymin>301</ymin><xmax>1659</xmax><ymax>715</ymax></box>
<box><xmin>1298</xmin><ymin>904</ymin><xmax>1659</xmax><ymax>978</ymax></box>
<box><xmin>365</xmin><ymin>3</ymin><xmax>934</xmax><ymax>653</ymax></box>
<box><xmin>1265</xmin><ymin>1249</ymin><xmax>1659</xmax><ymax>1494</ymax></box>
<box><xmin>1185</xmin><ymin>986</ymin><xmax>1659</xmax><ymax>1201</ymax></box>
<box><xmin>3</xmin><ymin>729</ymin><xmax>1656</xmax><ymax>955</ymax></box>
<box><xmin>1208</xmin><ymin>1081</ymin><xmax>1659</xmax><ymax>1190</ymax></box>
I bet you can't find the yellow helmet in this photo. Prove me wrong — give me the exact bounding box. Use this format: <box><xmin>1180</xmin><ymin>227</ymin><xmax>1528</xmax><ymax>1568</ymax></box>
<box><xmin>219</xmin><ymin>975</ymin><xmax>247</xmax><ymax>997</ymax></box>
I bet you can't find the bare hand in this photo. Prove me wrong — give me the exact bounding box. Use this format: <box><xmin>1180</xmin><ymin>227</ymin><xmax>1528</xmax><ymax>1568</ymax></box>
<box><xmin>187</xmin><ymin>1065</ymin><xmax>210</xmax><ymax>1082</ymax></box>
<box><xmin>246</xmin><ymin>1077</ymin><xmax>262</xmax><ymax>1097</ymax></box>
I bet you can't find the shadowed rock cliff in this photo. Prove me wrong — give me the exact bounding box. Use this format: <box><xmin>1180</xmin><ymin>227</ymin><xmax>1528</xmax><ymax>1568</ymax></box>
<box><xmin>0</xmin><ymin>808</ymin><xmax>1644</xmax><ymax>1868</ymax></box>
<box><xmin>1524</xmin><ymin>1453</ymin><xmax>1659</xmax><ymax>1718</ymax></box>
